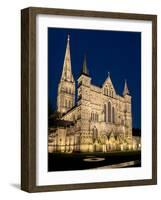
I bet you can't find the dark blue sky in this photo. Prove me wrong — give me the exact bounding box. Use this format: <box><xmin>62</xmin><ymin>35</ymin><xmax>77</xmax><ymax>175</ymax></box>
<box><xmin>48</xmin><ymin>28</ymin><xmax>141</xmax><ymax>128</ymax></box>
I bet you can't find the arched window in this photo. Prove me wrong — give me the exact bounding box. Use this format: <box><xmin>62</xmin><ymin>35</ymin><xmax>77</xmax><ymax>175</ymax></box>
<box><xmin>112</xmin><ymin>107</ymin><xmax>115</xmax><ymax>123</ymax></box>
<box><xmin>104</xmin><ymin>104</ymin><xmax>106</xmax><ymax>122</ymax></box>
<box><xmin>91</xmin><ymin>112</ymin><xmax>94</xmax><ymax>121</ymax></box>
<box><xmin>109</xmin><ymin>90</ymin><xmax>111</xmax><ymax>97</ymax></box>
<box><xmin>108</xmin><ymin>102</ymin><xmax>112</xmax><ymax>122</ymax></box>
<box><xmin>93</xmin><ymin>127</ymin><xmax>98</xmax><ymax>140</ymax></box>
<box><xmin>69</xmin><ymin>100</ymin><xmax>72</xmax><ymax>108</ymax></box>
<box><xmin>104</xmin><ymin>88</ymin><xmax>109</xmax><ymax>96</ymax></box>
<box><xmin>104</xmin><ymin>88</ymin><xmax>106</xmax><ymax>95</ymax></box>
<box><xmin>107</xmin><ymin>88</ymin><xmax>109</xmax><ymax>96</ymax></box>
<box><xmin>65</xmin><ymin>99</ymin><xmax>67</xmax><ymax>108</ymax></box>
<box><xmin>111</xmin><ymin>90</ymin><xmax>113</xmax><ymax>97</ymax></box>
<box><xmin>95</xmin><ymin>113</ymin><xmax>98</xmax><ymax>121</ymax></box>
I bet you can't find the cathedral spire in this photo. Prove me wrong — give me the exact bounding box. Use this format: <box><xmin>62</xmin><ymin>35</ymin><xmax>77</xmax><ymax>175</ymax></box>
<box><xmin>60</xmin><ymin>34</ymin><xmax>74</xmax><ymax>82</ymax></box>
<box><xmin>81</xmin><ymin>55</ymin><xmax>89</xmax><ymax>76</ymax></box>
<box><xmin>107</xmin><ymin>72</ymin><xmax>111</xmax><ymax>80</ymax></box>
<box><xmin>123</xmin><ymin>80</ymin><xmax>130</xmax><ymax>96</ymax></box>
<box><xmin>57</xmin><ymin>35</ymin><xmax>75</xmax><ymax>113</ymax></box>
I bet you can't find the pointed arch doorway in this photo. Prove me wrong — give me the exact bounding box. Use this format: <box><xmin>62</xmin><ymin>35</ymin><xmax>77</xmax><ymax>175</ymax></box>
<box><xmin>92</xmin><ymin>127</ymin><xmax>100</xmax><ymax>152</ymax></box>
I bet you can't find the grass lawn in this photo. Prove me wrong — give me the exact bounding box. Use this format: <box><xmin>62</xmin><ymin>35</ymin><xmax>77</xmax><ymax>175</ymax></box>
<box><xmin>48</xmin><ymin>151</ymin><xmax>141</xmax><ymax>171</ymax></box>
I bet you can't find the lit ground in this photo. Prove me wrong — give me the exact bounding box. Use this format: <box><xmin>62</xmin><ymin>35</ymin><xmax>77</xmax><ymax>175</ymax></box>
<box><xmin>48</xmin><ymin>151</ymin><xmax>141</xmax><ymax>171</ymax></box>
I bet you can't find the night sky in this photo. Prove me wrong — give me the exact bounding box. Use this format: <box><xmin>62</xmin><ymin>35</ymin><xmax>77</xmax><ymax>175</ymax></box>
<box><xmin>48</xmin><ymin>28</ymin><xmax>141</xmax><ymax>129</ymax></box>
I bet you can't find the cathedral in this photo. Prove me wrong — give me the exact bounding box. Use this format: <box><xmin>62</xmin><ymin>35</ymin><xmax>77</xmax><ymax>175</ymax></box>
<box><xmin>48</xmin><ymin>35</ymin><xmax>141</xmax><ymax>153</ymax></box>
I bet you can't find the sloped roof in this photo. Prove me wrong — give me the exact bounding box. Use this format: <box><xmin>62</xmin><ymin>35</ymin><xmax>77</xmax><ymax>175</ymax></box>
<box><xmin>49</xmin><ymin>119</ymin><xmax>74</xmax><ymax>128</ymax></box>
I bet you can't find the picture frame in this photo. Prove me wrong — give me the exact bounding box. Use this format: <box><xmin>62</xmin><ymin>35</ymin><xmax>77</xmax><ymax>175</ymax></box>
<box><xmin>21</xmin><ymin>7</ymin><xmax>157</xmax><ymax>192</ymax></box>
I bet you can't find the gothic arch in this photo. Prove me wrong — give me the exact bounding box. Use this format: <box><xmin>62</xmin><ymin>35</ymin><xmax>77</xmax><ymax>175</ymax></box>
<box><xmin>65</xmin><ymin>99</ymin><xmax>68</xmax><ymax>108</ymax></box>
<box><xmin>95</xmin><ymin>113</ymin><xmax>98</xmax><ymax>121</ymax></box>
<box><xmin>108</xmin><ymin>101</ymin><xmax>112</xmax><ymax>122</ymax></box>
<box><xmin>104</xmin><ymin>87</ymin><xmax>109</xmax><ymax>96</ymax></box>
<box><xmin>104</xmin><ymin>104</ymin><xmax>107</xmax><ymax>122</ymax></box>
<box><xmin>91</xmin><ymin>112</ymin><xmax>94</xmax><ymax>121</ymax></box>
<box><xmin>107</xmin><ymin>88</ymin><xmax>109</xmax><ymax>96</ymax></box>
<box><xmin>111</xmin><ymin>90</ymin><xmax>113</xmax><ymax>97</ymax></box>
<box><xmin>104</xmin><ymin>88</ymin><xmax>106</xmax><ymax>95</ymax></box>
<box><xmin>92</xmin><ymin>126</ymin><xmax>98</xmax><ymax>140</ymax></box>
<box><xmin>112</xmin><ymin>106</ymin><xmax>115</xmax><ymax>123</ymax></box>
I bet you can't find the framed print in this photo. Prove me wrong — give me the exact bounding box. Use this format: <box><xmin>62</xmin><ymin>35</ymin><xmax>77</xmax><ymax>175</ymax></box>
<box><xmin>21</xmin><ymin>7</ymin><xmax>157</xmax><ymax>192</ymax></box>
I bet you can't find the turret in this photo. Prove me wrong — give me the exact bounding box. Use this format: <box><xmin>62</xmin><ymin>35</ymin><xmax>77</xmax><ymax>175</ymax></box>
<box><xmin>77</xmin><ymin>56</ymin><xmax>91</xmax><ymax>103</ymax></box>
<box><xmin>122</xmin><ymin>80</ymin><xmax>132</xmax><ymax>139</ymax></box>
<box><xmin>123</xmin><ymin>80</ymin><xmax>130</xmax><ymax>96</ymax></box>
<box><xmin>80</xmin><ymin>55</ymin><xmax>89</xmax><ymax>76</ymax></box>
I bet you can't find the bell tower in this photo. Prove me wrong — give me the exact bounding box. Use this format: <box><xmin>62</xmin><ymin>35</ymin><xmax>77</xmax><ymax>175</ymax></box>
<box><xmin>77</xmin><ymin>56</ymin><xmax>92</xmax><ymax>152</ymax></box>
<box><xmin>77</xmin><ymin>56</ymin><xmax>91</xmax><ymax>103</ymax></box>
<box><xmin>57</xmin><ymin>35</ymin><xmax>75</xmax><ymax>114</ymax></box>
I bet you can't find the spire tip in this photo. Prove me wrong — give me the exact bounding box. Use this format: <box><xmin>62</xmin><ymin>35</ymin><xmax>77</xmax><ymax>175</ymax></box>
<box><xmin>80</xmin><ymin>55</ymin><xmax>89</xmax><ymax>76</ymax></box>
<box><xmin>67</xmin><ymin>34</ymin><xmax>70</xmax><ymax>41</ymax></box>
<box><xmin>123</xmin><ymin>79</ymin><xmax>130</xmax><ymax>96</ymax></box>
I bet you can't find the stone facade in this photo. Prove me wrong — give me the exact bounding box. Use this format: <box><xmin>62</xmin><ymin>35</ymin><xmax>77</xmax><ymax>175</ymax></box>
<box><xmin>48</xmin><ymin>35</ymin><xmax>141</xmax><ymax>153</ymax></box>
